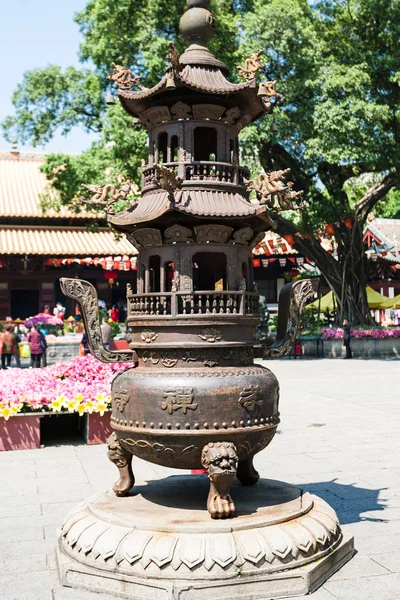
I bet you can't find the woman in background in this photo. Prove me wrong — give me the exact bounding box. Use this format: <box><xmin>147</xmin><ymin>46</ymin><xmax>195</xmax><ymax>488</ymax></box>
<box><xmin>27</xmin><ymin>324</ymin><xmax>47</xmax><ymax>368</ymax></box>
<box><xmin>0</xmin><ymin>325</ymin><xmax>17</xmax><ymax>369</ymax></box>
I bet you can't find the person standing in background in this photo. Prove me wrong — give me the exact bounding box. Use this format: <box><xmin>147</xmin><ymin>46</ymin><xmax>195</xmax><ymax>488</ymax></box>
<box><xmin>100</xmin><ymin>317</ymin><xmax>113</xmax><ymax>349</ymax></box>
<box><xmin>39</xmin><ymin>326</ymin><xmax>48</xmax><ymax>367</ymax></box>
<box><xmin>53</xmin><ymin>302</ymin><xmax>66</xmax><ymax>320</ymax></box>
<box><xmin>343</xmin><ymin>319</ymin><xmax>352</xmax><ymax>359</ymax></box>
<box><xmin>27</xmin><ymin>324</ymin><xmax>47</xmax><ymax>368</ymax></box>
<box><xmin>110</xmin><ymin>304</ymin><xmax>120</xmax><ymax>322</ymax></box>
<box><xmin>13</xmin><ymin>324</ymin><xmax>22</xmax><ymax>368</ymax></box>
<box><xmin>0</xmin><ymin>325</ymin><xmax>17</xmax><ymax>369</ymax></box>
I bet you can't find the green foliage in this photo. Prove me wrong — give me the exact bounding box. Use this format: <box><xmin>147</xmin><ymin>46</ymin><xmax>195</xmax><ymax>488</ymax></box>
<box><xmin>375</xmin><ymin>189</ymin><xmax>400</xmax><ymax>219</ymax></box>
<box><xmin>1</xmin><ymin>66</ymin><xmax>105</xmax><ymax>146</ymax></box>
<box><xmin>344</xmin><ymin>174</ymin><xmax>400</xmax><ymax>219</ymax></box>
<box><xmin>300</xmin><ymin>307</ymin><xmax>325</xmax><ymax>336</ymax></box>
<box><xmin>39</xmin><ymin>104</ymin><xmax>147</xmax><ymax>210</ymax></box>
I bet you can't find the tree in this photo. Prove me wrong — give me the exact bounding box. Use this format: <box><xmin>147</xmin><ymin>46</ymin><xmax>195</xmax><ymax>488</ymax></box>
<box><xmin>3</xmin><ymin>0</ymin><xmax>400</xmax><ymax>324</ymax></box>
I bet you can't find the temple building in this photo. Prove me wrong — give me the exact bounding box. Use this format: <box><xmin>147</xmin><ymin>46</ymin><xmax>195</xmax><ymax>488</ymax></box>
<box><xmin>0</xmin><ymin>150</ymin><xmax>137</xmax><ymax>320</ymax></box>
<box><xmin>363</xmin><ymin>217</ymin><xmax>400</xmax><ymax>296</ymax></box>
<box><xmin>252</xmin><ymin>231</ymin><xmax>308</xmax><ymax>303</ymax></box>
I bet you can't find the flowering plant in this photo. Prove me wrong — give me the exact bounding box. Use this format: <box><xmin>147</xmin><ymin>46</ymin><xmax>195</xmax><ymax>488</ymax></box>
<box><xmin>0</xmin><ymin>355</ymin><xmax>130</xmax><ymax>420</ymax></box>
<box><xmin>321</xmin><ymin>328</ymin><xmax>400</xmax><ymax>340</ymax></box>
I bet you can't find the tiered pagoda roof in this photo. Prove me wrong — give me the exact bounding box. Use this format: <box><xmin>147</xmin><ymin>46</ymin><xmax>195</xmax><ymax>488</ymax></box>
<box><xmin>109</xmin><ymin>0</ymin><xmax>280</xmax><ymax>234</ymax></box>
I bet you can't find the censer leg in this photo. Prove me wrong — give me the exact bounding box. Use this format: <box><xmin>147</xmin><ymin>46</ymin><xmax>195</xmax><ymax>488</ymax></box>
<box><xmin>236</xmin><ymin>456</ymin><xmax>260</xmax><ymax>486</ymax></box>
<box><xmin>106</xmin><ymin>432</ymin><xmax>135</xmax><ymax>497</ymax></box>
<box><xmin>201</xmin><ymin>442</ymin><xmax>238</xmax><ymax>519</ymax></box>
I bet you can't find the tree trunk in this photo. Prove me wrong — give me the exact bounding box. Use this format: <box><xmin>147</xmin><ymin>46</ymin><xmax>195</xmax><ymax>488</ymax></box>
<box><xmin>276</xmin><ymin>216</ymin><xmax>374</xmax><ymax>326</ymax></box>
<box><xmin>258</xmin><ymin>142</ymin><xmax>400</xmax><ymax>326</ymax></box>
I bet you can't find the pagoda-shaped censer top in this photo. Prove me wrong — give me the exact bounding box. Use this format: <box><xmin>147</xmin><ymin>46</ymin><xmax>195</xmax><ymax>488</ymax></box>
<box><xmin>60</xmin><ymin>0</ymin><xmax>317</xmax><ymax>519</ymax></box>
<box><xmin>107</xmin><ymin>0</ymin><xmax>287</xmax><ymax>236</ymax></box>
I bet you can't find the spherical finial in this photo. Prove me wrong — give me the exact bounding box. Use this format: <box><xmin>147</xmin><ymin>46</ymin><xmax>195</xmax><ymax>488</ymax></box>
<box><xmin>186</xmin><ymin>0</ymin><xmax>210</xmax><ymax>7</ymax></box>
<box><xmin>180</xmin><ymin>3</ymin><xmax>216</xmax><ymax>46</ymax></box>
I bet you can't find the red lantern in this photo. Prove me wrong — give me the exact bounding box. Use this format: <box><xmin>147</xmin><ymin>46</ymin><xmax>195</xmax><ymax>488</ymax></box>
<box><xmin>325</xmin><ymin>224</ymin><xmax>335</xmax><ymax>236</ymax></box>
<box><xmin>103</xmin><ymin>270</ymin><xmax>119</xmax><ymax>281</ymax></box>
<box><xmin>252</xmin><ymin>258</ymin><xmax>261</xmax><ymax>268</ymax></box>
<box><xmin>344</xmin><ymin>217</ymin><xmax>354</xmax><ymax>229</ymax></box>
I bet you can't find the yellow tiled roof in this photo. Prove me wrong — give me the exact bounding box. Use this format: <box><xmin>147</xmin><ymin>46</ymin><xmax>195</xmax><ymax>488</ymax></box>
<box><xmin>0</xmin><ymin>152</ymin><xmax>97</xmax><ymax>219</ymax></box>
<box><xmin>0</xmin><ymin>226</ymin><xmax>136</xmax><ymax>256</ymax></box>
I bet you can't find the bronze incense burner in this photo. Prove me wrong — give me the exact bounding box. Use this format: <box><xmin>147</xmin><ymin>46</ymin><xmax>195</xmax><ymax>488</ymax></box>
<box><xmin>61</xmin><ymin>0</ymin><xmax>316</xmax><ymax>519</ymax></box>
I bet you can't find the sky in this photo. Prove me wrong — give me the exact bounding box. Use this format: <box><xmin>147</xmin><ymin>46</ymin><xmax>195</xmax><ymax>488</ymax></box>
<box><xmin>0</xmin><ymin>0</ymin><xmax>98</xmax><ymax>154</ymax></box>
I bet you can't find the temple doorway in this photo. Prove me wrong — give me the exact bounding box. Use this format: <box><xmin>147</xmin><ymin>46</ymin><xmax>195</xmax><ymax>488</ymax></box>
<box><xmin>10</xmin><ymin>289</ymin><xmax>39</xmax><ymax>319</ymax></box>
<box><xmin>193</xmin><ymin>252</ymin><xmax>226</xmax><ymax>291</ymax></box>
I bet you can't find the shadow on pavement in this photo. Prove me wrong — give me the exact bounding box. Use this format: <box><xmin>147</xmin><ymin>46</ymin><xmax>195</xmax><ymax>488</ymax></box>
<box><xmin>300</xmin><ymin>479</ymin><xmax>386</xmax><ymax>524</ymax></box>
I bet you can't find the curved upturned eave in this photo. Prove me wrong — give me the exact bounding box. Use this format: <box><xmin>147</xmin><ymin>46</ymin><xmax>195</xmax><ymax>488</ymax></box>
<box><xmin>117</xmin><ymin>66</ymin><xmax>265</xmax><ymax>123</ymax></box>
<box><xmin>109</xmin><ymin>189</ymin><xmax>269</xmax><ymax>230</ymax></box>
<box><xmin>117</xmin><ymin>75</ymin><xmax>169</xmax><ymax>102</ymax></box>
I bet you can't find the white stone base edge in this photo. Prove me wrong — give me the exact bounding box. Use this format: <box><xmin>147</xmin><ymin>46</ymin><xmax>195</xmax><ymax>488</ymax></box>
<box><xmin>57</xmin><ymin>534</ymin><xmax>354</xmax><ymax>600</ymax></box>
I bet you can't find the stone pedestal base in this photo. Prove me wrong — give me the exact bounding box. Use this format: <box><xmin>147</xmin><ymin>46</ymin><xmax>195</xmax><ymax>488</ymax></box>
<box><xmin>58</xmin><ymin>477</ymin><xmax>354</xmax><ymax>600</ymax></box>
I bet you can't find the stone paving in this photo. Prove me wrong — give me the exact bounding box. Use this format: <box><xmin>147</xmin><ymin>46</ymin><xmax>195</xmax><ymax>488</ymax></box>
<box><xmin>0</xmin><ymin>357</ymin><xmax>399</xmax><ymax>600</ymax></box>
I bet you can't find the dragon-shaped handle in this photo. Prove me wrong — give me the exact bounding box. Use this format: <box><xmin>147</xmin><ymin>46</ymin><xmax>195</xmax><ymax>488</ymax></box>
<box><xmin>60</xmin><ymin>278</ymin><xmax>136</xmax><ymax>364</ymax></box>
<box><xmin>264</xmin><ymin>279</ymin><xmax>318</xmax><ymax>358</ymax></box>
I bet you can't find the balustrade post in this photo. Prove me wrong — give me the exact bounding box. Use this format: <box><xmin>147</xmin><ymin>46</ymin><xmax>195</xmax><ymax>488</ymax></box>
<box><xmin>226</xmin><ymin>294</ymin><xmax>231</xmax><ymax>314</ymax></box>
<box><xmin>232</xmin><ymin>294</ymin><xmax>238</xmax><ymax>314</ymax></box>
<box><xmin>178</xmin><ymin>162</ymin><xmax>186</xmax><ymax>181</ymax></box>
<box><xmin>171</xmin><ymin>293</ymin><xmax>178</xmax><ymax>317</ymax></box>
<box><xmin>239</xmin><ymin>292</ymin><xmax>245</xmax><ymax>315</ymax></box>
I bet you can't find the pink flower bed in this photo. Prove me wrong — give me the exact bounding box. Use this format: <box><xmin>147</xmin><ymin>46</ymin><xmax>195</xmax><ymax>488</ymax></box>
<box><xmin>0</xmin><ymin>355</ymin><xmax>130</xmax><ymax>420</ymax></box>
<box><xmin>322</xmin><ymin>328</ymin><xmax>400</xmax><ymax>340</ymax></box>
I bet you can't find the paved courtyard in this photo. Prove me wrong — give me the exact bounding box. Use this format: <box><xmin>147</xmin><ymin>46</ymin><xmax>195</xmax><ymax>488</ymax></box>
<box><xmin>0</xmin><ymin>358</ymin><xmax>399</xmax><ymax>600</ymax></box>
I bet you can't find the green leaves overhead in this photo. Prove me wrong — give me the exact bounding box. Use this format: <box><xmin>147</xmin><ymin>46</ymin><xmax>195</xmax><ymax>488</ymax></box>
<box><xmin>1</xmin><ymin>66</ymin><xmax>105</xmax><ymax>147</ymax></box>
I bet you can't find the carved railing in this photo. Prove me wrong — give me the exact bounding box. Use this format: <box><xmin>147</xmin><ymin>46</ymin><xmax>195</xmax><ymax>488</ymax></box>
<box><xmin>129</xmin><ymin>293</ymin><xmax>174</xmax><ymax>316</ymax></box>
<box><xmin>185</xmin><ymin>162</ymin><xmax>235</xmax><ymax>184</ymax></box>
<box><xmin>142</xmin><ymin>163</ymin><xmax>179</xmax><ymax>190</ymax></box>
<box><xmin>244</xmin><ymin>292</ymin><xmax>260</xmax><ymax>315</ymax></box>
<box><xmin>177</xmin><ymin>291</ymin><xmax>240</xmax><ymax>315</ymax></box>
<box><xmin>142</xmin><ymin>165</ymin><xmax>157</xmax><ymax>188</ymax></box>
<box><xmin>141</xmin><ymin>161</ymin><xmax>249</xmax><ymax>192</ymax></box>
<box><xmin>128</xmin><ymin>291</ymin><xmax>260</xmax><ymax>319</ymax></box>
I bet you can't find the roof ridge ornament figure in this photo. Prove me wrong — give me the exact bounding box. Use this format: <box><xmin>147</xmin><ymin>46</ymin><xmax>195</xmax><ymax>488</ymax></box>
<box><xmin>108</xmin><ymin>63</ymin><xmax>145</xmax><ymax>91</ymax></box>
<box><xmin>153</xmin><ymin>165</ymin><xmax>183</xmax><ymax>203</ymax></box>
<box><xmin>245</xmin><ymin>169</ymin><xmax>306</xmax><ymax>212</ymax></box>
<box><xmin>167</xmin><ymin>42</ymin><xmax>181</xmax><ymax>70</ymax></box>
<box><xmin>80</xmin><ymin>181</ymin><xmax>140</xmax><ymax>215</ymax></box>
<box><xmin>237</xmin><ymin>50</ymin><xmax>265</xmax><ymax>81</ymax></box>
<box><xmin>258</xmin><ymin>80</ymin><xmax>283</xmax><ymax>112</ymax></box>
